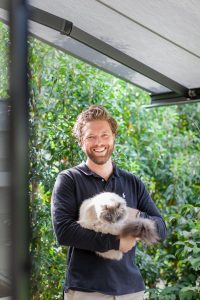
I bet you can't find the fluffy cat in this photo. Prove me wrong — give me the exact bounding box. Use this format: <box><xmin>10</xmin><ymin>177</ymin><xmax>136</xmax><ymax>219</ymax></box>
<box><xmin>78</xmin><ymin>192</ymin><xmax>159</xmax><ymax>260</ymax></box>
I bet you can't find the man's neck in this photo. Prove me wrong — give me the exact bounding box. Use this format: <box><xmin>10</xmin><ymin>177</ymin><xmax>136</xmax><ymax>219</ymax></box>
<box><xmin>86</xmin><ymin>159</ymin><xmax>113</xmax><ymax>181</ymax></box>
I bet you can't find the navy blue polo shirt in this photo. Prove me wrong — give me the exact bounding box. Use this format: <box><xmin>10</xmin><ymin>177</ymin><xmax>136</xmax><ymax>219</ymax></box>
<box><xmin>51</xmin><ymin>162</ymin><xmax>167</xmax><ymax>295</ymax></box>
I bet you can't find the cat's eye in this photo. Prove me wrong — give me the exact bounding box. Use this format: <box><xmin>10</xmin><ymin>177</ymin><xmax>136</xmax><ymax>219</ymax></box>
<box><xmin>117</xmin><ymin>203</ymin><xmax>121</xmax><ymax>208</ymax></box>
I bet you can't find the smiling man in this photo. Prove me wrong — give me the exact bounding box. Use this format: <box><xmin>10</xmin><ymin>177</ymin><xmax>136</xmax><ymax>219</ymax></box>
<box><xmin>82</xmin><ymin>120</ymin><xmax>114</xmax><ymax>164</ymax></box>
<box><xmin>80</xmin><ymin>118</ymin><xmax>115</xmax><ymax>180</ymax></box>
<box><xmin>51</xmin><ymin>105</ymin><xmax>167</xmax><ymax>300</ymax></box>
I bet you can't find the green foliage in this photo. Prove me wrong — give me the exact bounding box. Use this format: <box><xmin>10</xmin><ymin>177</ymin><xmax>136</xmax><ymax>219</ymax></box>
<box><xmin>0</xmin><ymin>22</ymin><xmax>9</xmax><ymax>98</ymax></box>
<box><xmin>30</xmin><ymin>185</ymin><xmax>66</xmax><ymax>299</ymax></box>
<box><xmin>1</xmin><ymin>21</ymin><xmax>200</xmax><ymax>299</ymax></box>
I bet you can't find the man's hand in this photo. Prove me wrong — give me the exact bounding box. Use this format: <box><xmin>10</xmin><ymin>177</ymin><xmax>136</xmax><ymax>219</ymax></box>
<box><xmin>119</xmin><ymin>235</ymin><xmax>139</xmax><ymax>253</ymax></box>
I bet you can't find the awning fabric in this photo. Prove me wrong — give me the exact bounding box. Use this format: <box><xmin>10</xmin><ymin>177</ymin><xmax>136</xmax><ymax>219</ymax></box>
<box><xmin>1</xmin><ymin>0</ymin><xmax>200</xmax><ymax>106</ymax></box>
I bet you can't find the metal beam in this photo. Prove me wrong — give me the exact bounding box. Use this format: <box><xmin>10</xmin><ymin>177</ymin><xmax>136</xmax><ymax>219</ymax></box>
<box><xmin>29</xmin><ymin>5</ymin><xmax>186</xmax><ymax>95</ymax></box>
<box><xmin>0</xmin><ymin>10</ymin><xmax>164</xmax><ymax>95</ymax></box>
<box><xmin>30</xmin><ymin>5</ymin><xmax>73</xmax><ymax>35</ymax></box>
<box><xmin>145</xmin><ymin>98</ymin><xmax>200</xmax><ymax>108</ymax></box>
<box><xmin>70</xmin><ymin>26</ymin><xmax>186</xmax><ymax>95</ymax></box>
<box><xmin>145</xmin><ymin>88</ymin><xmax>200</xmax><ymax>107</ymax></box>
<box><xmin>151</xmin><ymin>88</ymin><xmax>200</xmax><ymax>102</ymax></box>
<box><xmin>0</xmin><ymin>3</ymin><xmax>187</xmax><ymax>95</ymax></box>
<box><xmin>9</xmin><ymin>0</ymin><xmax>30</xmax><ymax>299</ymax></box>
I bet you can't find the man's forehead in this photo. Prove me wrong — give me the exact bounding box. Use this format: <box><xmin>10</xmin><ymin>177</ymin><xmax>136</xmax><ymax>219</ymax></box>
<box><xmin>82</xmin><ymin>120</ymin><xmax>112</xmax><ymax>134</ymax></box>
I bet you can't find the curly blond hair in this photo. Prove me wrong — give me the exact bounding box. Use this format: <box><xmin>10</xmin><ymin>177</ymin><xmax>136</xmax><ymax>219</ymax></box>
<box><xmin>73</xmin><ymin>105</ymin><xmax>118</xmax><ymax>143</ymax></box>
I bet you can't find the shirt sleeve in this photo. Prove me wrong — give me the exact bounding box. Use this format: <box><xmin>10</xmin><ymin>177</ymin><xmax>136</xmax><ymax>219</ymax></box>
<box><xmin>51</xmin><ymin>172</ymin><xmax>120</xmax><ymax>252</ymax></box>
<box><xmin>136</xmin><ymin>178</ymin><xmax>167</xmax><ymax>241</ymax></box>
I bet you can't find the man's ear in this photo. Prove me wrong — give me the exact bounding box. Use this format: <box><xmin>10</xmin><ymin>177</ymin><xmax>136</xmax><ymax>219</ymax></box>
<box><xmin>79</xmin><ymin>137</ymin><xmax>85</xmax><ymax>149</ymax></box>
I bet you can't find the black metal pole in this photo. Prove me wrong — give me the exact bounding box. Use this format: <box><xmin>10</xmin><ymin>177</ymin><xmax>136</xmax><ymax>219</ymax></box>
<box><xmin>9</xmin><ymin>0</ymin><xmax>30</xmax><ymax>299</ymax></box>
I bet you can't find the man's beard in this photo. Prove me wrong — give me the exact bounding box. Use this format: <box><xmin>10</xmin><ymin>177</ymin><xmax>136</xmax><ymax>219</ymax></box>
<box><xmin>86</xmin><ymin>144</ymin><xmax>114</xmax><ymax>165</ymax></box>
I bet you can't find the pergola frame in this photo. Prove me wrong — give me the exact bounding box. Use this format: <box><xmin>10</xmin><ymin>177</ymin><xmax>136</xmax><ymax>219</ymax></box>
<box><xmin>0</xmin><ymin>1</ymin><xmax>199</xmax><ymax>299</ymax></box>
<box><xmin>0</xmin><ymin>1</ymin><xmax>200</xmax><ymax>106</ymax></box>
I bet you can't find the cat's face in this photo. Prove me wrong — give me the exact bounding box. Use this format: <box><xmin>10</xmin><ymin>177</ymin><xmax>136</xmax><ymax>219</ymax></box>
<box><xmin>99</xmin><ymin>201</ymin><xmax>127</xmax><ymax>224</ymax></box>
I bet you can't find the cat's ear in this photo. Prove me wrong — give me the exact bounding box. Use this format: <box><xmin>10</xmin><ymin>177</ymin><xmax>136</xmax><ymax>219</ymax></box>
<box><xmin>86</xmin><ymin>204</ymin><xmax>97</xmax><ymax>221</ymax></box>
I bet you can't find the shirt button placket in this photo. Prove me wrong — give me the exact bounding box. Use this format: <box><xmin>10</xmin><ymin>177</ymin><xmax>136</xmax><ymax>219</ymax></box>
<box><xmin>101</xmin><ymin>178</ymin><xmax>106</xmax><ymax>190</ymax></box>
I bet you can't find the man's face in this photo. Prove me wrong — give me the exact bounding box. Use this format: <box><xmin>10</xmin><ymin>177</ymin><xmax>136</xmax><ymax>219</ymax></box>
<box><xmin>81</xmin><ymin>120</ymin><xmax>115</xmax><ymax>165</ymax></box>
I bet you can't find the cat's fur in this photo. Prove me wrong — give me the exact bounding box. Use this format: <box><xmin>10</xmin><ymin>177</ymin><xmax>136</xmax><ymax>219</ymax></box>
<box><xmin>78</xmin><ymin>192</ymin><xmax>159</xmax><ymax>260</ymax></box>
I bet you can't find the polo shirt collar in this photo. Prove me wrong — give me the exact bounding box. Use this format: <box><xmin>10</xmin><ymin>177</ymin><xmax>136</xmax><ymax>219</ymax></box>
<box><xmin>76</xmin><ymin>161</ymin><xmax>120</xmax><ymax>178</ymax></box>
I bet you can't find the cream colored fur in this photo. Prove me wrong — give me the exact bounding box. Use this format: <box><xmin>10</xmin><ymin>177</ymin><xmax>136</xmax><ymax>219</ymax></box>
<box><xmin>78</xmin><ymin>192</ymin><xmax>158</xmax><ymax>260</ymax></box>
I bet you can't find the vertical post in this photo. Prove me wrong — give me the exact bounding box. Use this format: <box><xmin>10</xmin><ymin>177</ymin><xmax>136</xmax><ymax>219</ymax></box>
<box><xmin>9</xmin><ymin>0</ymin><xmax>30</xmax><ymax>299</ymax></box>
<box><xmin>0</xmin><ymin>100</ymin><xmax>11</xmax><ymax>298</ymax></box>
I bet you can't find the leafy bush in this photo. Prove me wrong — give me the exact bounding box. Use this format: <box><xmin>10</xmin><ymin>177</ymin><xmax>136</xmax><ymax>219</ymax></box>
<box><xmin>27</xmin><ymin>37</ymin><xmax>200</xmax><ymax>300</ymax></box>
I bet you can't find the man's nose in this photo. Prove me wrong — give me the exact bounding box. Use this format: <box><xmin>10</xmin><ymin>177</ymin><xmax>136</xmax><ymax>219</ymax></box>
<box><xmin>94</xmin><ymin>136</ymin><xmax>103</xmax><ymax>145</ymax></box>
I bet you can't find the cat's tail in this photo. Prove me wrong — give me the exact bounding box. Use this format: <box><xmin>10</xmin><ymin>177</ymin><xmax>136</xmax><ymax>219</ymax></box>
<box><xmin>120</xmin><ymin>218</ymin><xmax>159</xmax><ymax>244</ymax></box>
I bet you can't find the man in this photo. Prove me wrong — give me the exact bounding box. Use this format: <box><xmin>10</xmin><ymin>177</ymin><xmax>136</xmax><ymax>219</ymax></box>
<box><xmin>51</xmin><ymin>105</ymin><xmax>167</xmax><ymax>300</ymax></box>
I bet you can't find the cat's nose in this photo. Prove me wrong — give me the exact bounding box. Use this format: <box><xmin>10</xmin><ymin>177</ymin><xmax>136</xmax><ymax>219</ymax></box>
<box><xmin>105</xmin><ymin>215</ymin><xmax>113</xmax><ymax>223</ymax></box>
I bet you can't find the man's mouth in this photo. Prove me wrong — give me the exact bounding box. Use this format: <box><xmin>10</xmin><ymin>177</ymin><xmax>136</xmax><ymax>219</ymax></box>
<box><xmin>93</xmin><ymin>147</ymin><xmax>106</xmax><ymax>153</ymax></box>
